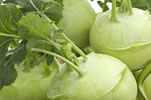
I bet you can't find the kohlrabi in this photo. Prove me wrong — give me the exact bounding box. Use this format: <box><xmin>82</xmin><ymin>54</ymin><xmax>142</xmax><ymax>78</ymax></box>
<box><xmin>90</xmin><ymin>0</ymin><xmax>151</xmax><ymax>70</ymax></box>
<box><xmin>135</xmin><ymin>62</ymin><xmax>151</xmax><ymax>100</ymax></box>
<box><xmin>57</xmin><ymin>0</ymin><xmax>95</xmax><ymax>48</ymax></box>
<box><xmin>0</xmin><ymin>1</ymin><xmax>138</xmax><ymax>100</ymax></box>
<box><xmin>47</xmin><ymin>53</ymin><xmax>137</xmax><ymax>100</ymax></box>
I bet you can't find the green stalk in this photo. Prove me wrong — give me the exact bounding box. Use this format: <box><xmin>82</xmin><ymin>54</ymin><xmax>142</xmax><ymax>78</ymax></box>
<box><xmin>24</xmin><ymin>57</ymin><xmax>31</xmax><ymax>72</ymax></box>
<box><xmin>42</xmin><ymin>36</ymin><xmax>64</xmax><ymax>55</ymax></box>
<box><xmin>120</xmin><ymin>0</ymin><xmax>128</xmax><ymax>13</ymax></box>
<box><xmin>0</xmin><ymin>32</ymin><xmax>21</xmax><ymax>38</ymax></box>
<box><xmin>31</xmin><ymin>48</ymin><xmax>84</xmax><ymax>77</ymax></box>
<box><xmin>60</xmin><ymin>33</ymin><xmax>87</xmax><ymax>61</ymax></box>
<box><xmin>47</xmin><ymin>59</ymin><xmax>58</xmax><ymax>83</ymax></box>
<box><xmin>44</xmin><ymin>14</ymin><xmax>87</xmax><ymax>61</ymax></box>
<box><xmin>39</xmin><ymin>39</ymin><xmax>64</xmax><ymax>56</ymax></box>
<box><xmin>111</xmin><ymin>0</ymin><xmax>117</xmax><ymax>22</ymax></box>
<box><xmin>29</xmin><ymin>0</ymin><xmax>42</xmax><ymax>17</ymax></box>
<box><xmin>102</xmin><ymin>0</ymin><xmax>108</xmax><ymax>12</ymax></box>
<box><xmin>44</xmin><ymin>61</ymin><xmax>51</xmax><ymax>76</ymax></box>
<box><xmin>137</xmin><ymin>61</ymin><xmax>151</xmax><ymax>100</ymax></box>
<box><xmin>54</xmin><ymin>57</ymin><xmax>60</xmax><ymax>70</ymax></box>
<box><xmin>6</xmin><ymin>52</ymin><xmax>13</xmax><ymax>57</ymax></box>
<box><xmin>36</xmin><ymin>32</ymin><xmax>65</xmax><ymax>56</ymax></box>
<box><xmin>30</xmin><ymin>0</ymin><xmax>87</xmax><ymax>61</ymax></box>
<box><xmin>127</xmin><ymin>0</ymin><xmax>133</xmax><ymax>15</ymax></box>
<box><xmin>44</xmin><ymin>57</ymin><xmax>60</xmax><ymax>76</ymax></box>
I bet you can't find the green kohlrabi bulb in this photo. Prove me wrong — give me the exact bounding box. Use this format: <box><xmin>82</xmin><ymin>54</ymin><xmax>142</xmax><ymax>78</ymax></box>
<box><xmin>134</xmin><ymin>67</ymin><xmax>151</xmax><ymax>100</ymax></box>
<box><xmin>47</xmin><ymin>53</ymin><xmax>137</xmax><ymax>100</ymax></box>
<box><xmin>0</xmin><ymin>62</ymin><xmax>57</xmax><ymax>100</ymax></box>
<box><xmin>57</xmin><ymin>0</ymin><xmax>95</xmax><ymax>48</ymax></box>
<box><xmin>90</xmin><ymin>8</ymin><xmax>151</xmax><ymax>70</ymax></box>
<box><xmin>140</xmin><ymin>73</ymin><xmax>151</xmax><ymax>100</ymax></box>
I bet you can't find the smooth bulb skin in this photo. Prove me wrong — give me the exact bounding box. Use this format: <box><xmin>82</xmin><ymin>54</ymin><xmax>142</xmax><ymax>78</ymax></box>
<box><xmin>48</xmin><ymin>53</ymin><xmax>137</xmax><ymax>100</ymax></box>
<box><xmin>57</xmin><ymin>0</ymin><xmax>95</xmax><ymax>48</ymax></box>
<box><xmin>90</xmin><ymin>8</ymin><xmax>151</xmax><ymax>70</ymax></box>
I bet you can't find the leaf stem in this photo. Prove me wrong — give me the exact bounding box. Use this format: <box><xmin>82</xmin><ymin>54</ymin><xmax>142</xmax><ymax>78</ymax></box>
<box><xmin>127</xmin><ymin>0</ymin><xmax>133</xmax><ymax>15</ymax></box>
<box><xmin>54</xmin><ymin>57</ymin><xmax>60</xmax><ymax>71</ymax></box>
<box><xmin>29</xmin><ymin>0</ymin><xmax>42</xmax><ymax>16</ymax></box>
<box><xmin>6</xmin><ymin>52</ymin><xmax>13</xmax><ymax>57</ymax></box>
<box><xmin>0</xmin><ymin>32</ymin><xmax>20</xmax><ymax>38</ymax></box>
<box><xmin>31</xmin><ymin>48</ymin><xmax>84</xmax><ymax>77</ymax></box>
<box><xmin>111</xmin><ymin>0</ymin><xmax>118</xmax><ymax>22</ymax></box>
<box><xmin>60</xmin><ymin>33</ymin><xmax>87</xmax><ymax>61</ymax></box>
<box><xmin>29</xmin><ymin>0</ymin><xmax>87</xmax><ymax>61</ymax></box>
<box><xmin>102</xmin><ymin>0</ymin><xmax>108</xmax><ymax>12</ymax></box>
<box><xmin>43</xmin><ymin>14</ymin><xmax>87</xmax><ymax>61</ymax></box>
<box><xmin>137</xmin><ymin>61</ymin><xmax>151</xmax><ymax>100</ymax></box>
<box><xmin>24</xmin><ymin>57</ymin><xmax>31</xmax><ymax>72</ymax></box>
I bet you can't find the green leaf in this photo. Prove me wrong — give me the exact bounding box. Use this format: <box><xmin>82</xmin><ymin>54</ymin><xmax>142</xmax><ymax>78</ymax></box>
<box><xmin>0</xmin><ymin>5</ymin><xmax>21</xmax><ymax>55</ymax></box>
<box><xmin>6</xmin><ymin>4</ymin><xmax>23</xmax><ymax>30</ymax></box>
<box><xmin>29</xmin><ymin>52</ymin><xmax>45</xmax><ymax>67</ymax></box>
<box><xmin>0</xmin><ymin>5</ymin><xmax>18</xmax><ymax>88</ymax></box>
<box><xmin>97</xmin><ymin>1</ymin><xmax>109</xmax><ymax>12</ymax></box>
<box><xmin>106</xmin><ymin>0</ymin><xmax>151</xmax><ymax>12</ymax></box>
<box><xmin>0</xmin><ymin>37</ymin><xmax>11</xmax><ymax>62</ymax></box>
<box><xmin>42</xmin><ymin>0</ymin><xmax>63</xmax><ymax>23</ymax></box>
<box><xmin>10</xmin><ymin>41</ymin><xmax>28</xmax><ymax>64</ymax></box>
<box><xmin>5</xmin><ymin>0</ymin><xmax>63</xmax><ymax>23</ymax></box>
<box><xmin>131</xmin><ymin>0</ymin><xmax>148</xmax><ymax>10</ymax></box>
<box><xmin>3</xmin><ymin>0</ymin><xmax>15</xmax><ymax>3</ymax></box>
<box><xmin>145</xmin><ymin>0</ymin><xmax>151</xmax><ymax>10</ymax></box>
<box><xmin>18</xmin><ymin>13</ymin><xmax>52</xmax><ymax>40</ymax></box>
<box><xmin>16</xmin><ymin>0</ymin><xmax>41</xmax><ymax>13</ymax></box>
<box><xmin>0</xmin><ymin>5</ymin><xmax>16</xmax><ymax>34</ymax></box>
<box><xmin>47</xmin><ymin>55</ymin><xmax>54</xmax><ymax>65</ymax></box>
<box><xmin>0</xmin><ymin>56</ymin><xmax>17</xmax><ymax>89</ymax></box>
<box><xmin>0</xmin><ymin>41</ymin><xmax>28</xmax><ymax>89</ymax></box>
<box><xmin>26</xmin><ymin>38</ymin><xmax>39</xmax><ymax>50</ymax></box>
<box><xmin>127</xmin><ymin>0</ymin><xmax>151</xmax><ymax>12</ymax></box>
<box><xmin>0</xmin><ymin>4</ymin><xmax>22</xmax><ymax>35</ymax></box>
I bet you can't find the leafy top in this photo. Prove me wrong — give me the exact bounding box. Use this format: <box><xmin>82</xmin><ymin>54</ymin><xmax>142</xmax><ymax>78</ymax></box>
<box><xmin>0</xmin><ymin>0</ymin><xmax>85</xmax><ymax>90</ymax></box>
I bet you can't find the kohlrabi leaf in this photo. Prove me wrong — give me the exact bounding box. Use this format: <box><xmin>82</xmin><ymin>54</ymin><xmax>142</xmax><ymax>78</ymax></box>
<box><xmin>0</xmin><ymin>5</ymin><xmax>24</xmax><ymax>90</ymax></box>
<box><xmin>132</xmin><ymin>0</ymin><xmax>151</xmax><ymax>10</ymax></box>
<box><xmin>142</xmin><ymin>0</ymin><xmax>151</xmax><ymax>11</ymax></box>
<box><xmin>26</xmin><ymin>38</ymin><xmax>39</xmax><ymax>50</ymax></box>
<box><xmin>0</xmin><ymin>56</ymin><xmax>17</xmax><ymax>90</ymax></box>
<box><xmin>28</xmin><ymin>52</ymin><xmax>46</xmax><ymax>67</ymax></box>
<box><xmin>5</xmin><ymin>0</ymin><xmax>63</xmax><ymax>23</ymax></box>
<box><xmin>0</xmin><ymin>4</ymin><xmax>21</xmax><ymax>55</ymax></box>
<box><xmin>97</xmin><ymin>0</ymin><xmax>121</xmax><ymax>12</ymax></box>
<box><xmin>18</xmin><ymin>13</ymin><xmax>52</xmax><ymax>40</ymax></box>
<box><xmin>0</xmin><ymin>4</ymin><xmax>22</xmax><ymax>34</ymax></box>
<box><xmin>41</xmin><ymin>0</ymin><xmax>63</xmax><ymax>23</ymax></box>
<box><xmin>0</xmin><ymin>37</ymin><xmax>11</xmax><ymax>62</ymax></box>
<box><xmin>6</xmin><ymin>4</ymin><xmax>23</xmax><ymax>30</ymax></box>
<box><xmin>97</xmin><ymin>1</ymin><xmax>109</xmax><ymax>12</ymax></box>
<box><xmin>10</xmin><ymin>41</ymin><xmax>28</xmax><ymax>64</ymax></box>
<box><xmin>0</xmin><ymin>41</ymin><xmax>28</xmax><ymax>90</ymax></box>
<box><xmin>0</xmin><ymin>5</ymin><xmax>16</xmax><ymax>34</ymax></box>
<box><xmin>47</xmin><ymin>55</ymin><xmax>54</xmax><ymax>65</ymax></box>
<box><xmin>105</xmin><ymin>0</ymin><xmax>151</xmax><ymax>12</ymax></box>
